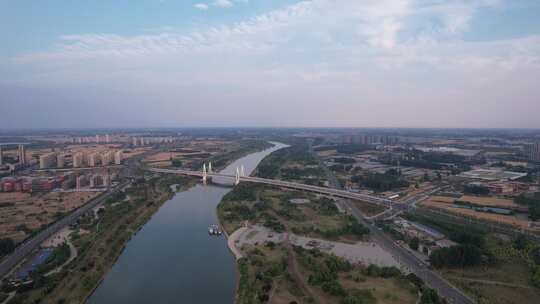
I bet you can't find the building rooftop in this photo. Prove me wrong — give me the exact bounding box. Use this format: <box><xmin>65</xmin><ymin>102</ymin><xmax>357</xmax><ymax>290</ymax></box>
<box><xmin>459</xmin><ymin>168</ymin><xmax>527</xmax><ymax>181</ymax></box>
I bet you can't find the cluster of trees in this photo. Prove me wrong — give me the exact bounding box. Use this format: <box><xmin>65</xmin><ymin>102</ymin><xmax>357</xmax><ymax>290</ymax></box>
<box><xmin>315</xmin><ymin>198</ymin><xmax>340</xmax><ymax>216</ymax></box>
<box><xmin>222</xmin><ymin>183</ymin><xmax>258</xmax><ymax>202</ymax></box>
<box><xmin>263</xmin><ymin>216</ymin><xmax>285</xmax><ymax>233</ymax></box>
<box><xmin>463</xmin><ymin>184</ymin><xmax>490</xmax><ymax>195</ymax></box>
<box><xmin>335</xmin><ymin>144</ymin><xmax>372</xmax><ymax>154</ymax></box>
<box><xmin>420</xmin><ymin>288</ymin><xmax>445</xmax><ymax>304</ymax></box>
<box><xmin>171</xmin><ymin>158</ymin><xmax>182</xmax><ymax>167</ymax></box>
<box><xmin>514</xmin><ymin>193</ymin><xmax>540</xmax><ymax>221</ymax></box>
<box><xmin>257</xmin><ymin>143</ymin><xmax>318</xmax><ymax>179</ymax></box>
<box><xmin>341</xmin><ymin>217</ymin><xmax>370</xmax><ymax>236</ymax></box>
<box><xmin>363</xmin><ymin>264</ymin><xmax>401</xmax><ymax>278</ymax></box>
<box><xmin>351</xmin><ymin>172</ymin><xmax>409</xmax><ymax>192</ymax></box>
<box><xmin>379</xmin><ymin>150</ymin><xmax>483</xmax><ymax>173</ymax></box>
<box><xmin>512</xmin><ymin>235</ymin><xmax>540</xmax><ymax>288</ymax></box>
<box><xmin>429</xmin><ymin>244</ymin><xmax>483</xmax><ymax>268</ymax></box>
<box><xmin>0</xmin><ymin>238</ymin><xmax>15</xmax><ymax>256</ymax></box>
<box><xmin>409</xmin><ymin>237</ymin><xmax>420</xmax><ymax>251</ymax></box>
<box><xmin>299</xmin><ymin>249</ymin><xmax>352</xmax><ymax>298</ymax></box>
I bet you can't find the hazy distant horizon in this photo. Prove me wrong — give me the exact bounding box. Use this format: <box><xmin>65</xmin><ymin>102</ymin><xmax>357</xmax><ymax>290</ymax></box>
<box><xmin>1</xmin><ymin>0</ymin><xmax>540</xmax><ymax>129</ymax></box>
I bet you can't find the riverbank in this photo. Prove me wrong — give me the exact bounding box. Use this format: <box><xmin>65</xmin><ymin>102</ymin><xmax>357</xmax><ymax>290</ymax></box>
<box><xmin>80</xmin><ymin>177</ymin><xmax>198</xmax><ymax>303</ymax></box>
<box><xmin>7</xmin><ymin>175</ymin><xmax>197</xmax><ymax>304</ymax></box>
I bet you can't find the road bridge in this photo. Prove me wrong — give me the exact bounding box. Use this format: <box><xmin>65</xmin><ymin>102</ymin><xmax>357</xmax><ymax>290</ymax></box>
<box><xmin>148</xmin><ymin>167</ymin><xmax>401</xmax><ymax>209</ymax></box>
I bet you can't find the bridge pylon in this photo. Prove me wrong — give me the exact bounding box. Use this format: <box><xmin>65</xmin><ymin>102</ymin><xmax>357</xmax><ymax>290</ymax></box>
<box><xmin>208</xmin><ymin>162</ymin><xmax>213</xmax><ymax>173</ymax></box>
<box><xmin>240</xmin><ymin>165</ymin><xmax>245</xmax><ymax>177</ymax></box>
<box><xmin>202</xmin><ymin>163</ymin><xmax>207</xmax><ymax>184</ymax></box>
<box><xmin>235</xmin><ymin>167</ymin><xmax>240</xmax><ymax>185</ymax></box>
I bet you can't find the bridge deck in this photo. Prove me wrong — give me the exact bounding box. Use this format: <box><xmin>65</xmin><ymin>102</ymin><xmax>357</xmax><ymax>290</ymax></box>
<box><xmin>149</xmin><ymin>168</ymin><xmax>397</xmax><ymax>208</ymax></box>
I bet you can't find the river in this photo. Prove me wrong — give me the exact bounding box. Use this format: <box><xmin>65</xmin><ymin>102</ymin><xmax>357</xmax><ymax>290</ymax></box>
<box><xmin>87</xmin><ymin>142</ymin><xmax>287</xmax><ymax>304</ymax></box>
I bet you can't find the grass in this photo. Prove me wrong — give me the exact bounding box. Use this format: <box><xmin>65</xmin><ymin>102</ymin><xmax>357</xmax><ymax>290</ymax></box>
<box><xmin>218</xmin><ymin>186</ymin><xmax>368</xmax><ymax>242</ymax></box>
<box><xmin>293</xmin><ymin>246</ymin><xmax>418</xmax><ymax>304</ymax></box>
<box><xmin>236</xmin><ymin>243</ymin><xmax>294</xmax><ymax>304</ymax></box>
<box><xmin>350</xmin><ymin>201</ymin><xmax>387</xmax><ymax>217</ymax></box>
<box><xmin>440</xmin><ymin>260</ymin><xmax>540</xmax><ymax>304</ymax></box>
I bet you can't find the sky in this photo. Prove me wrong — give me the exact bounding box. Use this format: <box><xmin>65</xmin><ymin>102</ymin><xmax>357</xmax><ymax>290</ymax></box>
<box><xmin>1</xmin><ymin>0</ymin><xmax>539</xmax><ymax>129</ymax></box>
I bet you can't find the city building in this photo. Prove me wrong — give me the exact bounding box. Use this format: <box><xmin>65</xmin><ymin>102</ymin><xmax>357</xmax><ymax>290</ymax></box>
<box><xmin>57</xmin><ymin>154</ymin><xmax>65</xmax><ymax>168</ymax></box>
<box><xmin>0</xmin><ymin>146</ymin><xmax>3</xmax><ymax>166</ymax></box>
<box><xmin>88</xmin><ymin>153</ymin><xmax>99</xmax><ymax>167</ymax></box>
<box><xmin>39</xmin><ymin>152</ymin><xmax>56</xmax><ymax>169</ymax></box>
<box><xmin>525</xmin><ymin>143</ymin><xmax>540</xmax><ymax>162</ymax></box>
<box><xmin>18</xmin><ymin>145</ymin><xmax>26</xmax><ymax>165</ymax></box>
<box><xmin>101</xmin><ymin>151</ymin><xmax>114</xmax><ymax>166</ymax></box>
<box><xmin>105</xmin><ymin>134</ymin><xmax>110</xmax><ymax>143</ymax></box>
<box><xmin>114</xmin><ymin>150</ymin><xmax>123</xmax><ymax>165</ymax></box>
<box><xmin>73</xmin><ymin>152</ymin><xmax>84</xmax><ymax>168</ymax></box>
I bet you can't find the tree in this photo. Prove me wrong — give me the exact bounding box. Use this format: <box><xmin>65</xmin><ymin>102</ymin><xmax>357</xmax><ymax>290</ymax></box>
<box><xmin>429</xmin><ymin>244</ymin><xmax>483</xmax><ymax>268</ymax></box>
<box><xmin>409</xmin><ymin>237</ymin><xmax>420</xmax><ymax>251</ymax></box>
<box><xmin>420</xmin><ymin>288</ymin><xmax>442</xmax><ymax>304</ymax></box>
<box><xmin>0</xmin><ymin>238</ymin><xmax>15</xmax><ymax>256</ymax></box>
<box><xmin>171</xmin><ymin>158</ymin><xmax>183</xmax><ymax>168</ymax></box>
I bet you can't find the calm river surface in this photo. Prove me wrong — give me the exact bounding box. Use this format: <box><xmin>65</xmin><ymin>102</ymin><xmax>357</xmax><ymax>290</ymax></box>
<box><xmin>87</xmin><ymin>142</ymin><xmax>287</xmax><ymax>304</ymax></box>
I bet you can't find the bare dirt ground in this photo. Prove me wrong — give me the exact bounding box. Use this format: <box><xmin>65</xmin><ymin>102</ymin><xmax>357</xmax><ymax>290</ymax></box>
<box><xmin>420</xmin><ymin>199</ymin><xmax>531</xmax><ymax>230</ymax></box>
<box><xmin>0</xmin><ymin>191</ymin><xmax>101</xmax><ymax>243</ymax></box>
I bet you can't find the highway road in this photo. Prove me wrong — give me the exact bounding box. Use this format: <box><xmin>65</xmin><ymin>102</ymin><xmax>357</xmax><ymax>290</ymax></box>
<box><xmin>0</xmin><ymin>181</ymin><xmax>129</xmax><ymax>279</ymax></box>
<box><xmin>341</xmin><ymin>200</ymin><xmax>474</xmax><ymax>304</ymax></box>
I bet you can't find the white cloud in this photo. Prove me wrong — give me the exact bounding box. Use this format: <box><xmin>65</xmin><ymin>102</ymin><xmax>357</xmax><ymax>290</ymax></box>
<box><xmin>4</xmin><ymin>0</ymin><xmax>540</xmax><ymax>128</ymax></box>
<box><xmin>213</xmin><ymin>0</ymin><xmax>233</xmax><ymax>8</ymax></box>
<box><xmin>193</xmin><ymin>3</ymin><xmax>209</xmax><ymax>10</ymax></box>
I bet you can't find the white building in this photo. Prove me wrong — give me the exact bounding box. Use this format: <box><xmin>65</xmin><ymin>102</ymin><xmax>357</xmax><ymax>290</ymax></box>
<box><xmin>114</xmin><ymin>150</ymin><xmax>123</xmax><ymax>165</ymax></box>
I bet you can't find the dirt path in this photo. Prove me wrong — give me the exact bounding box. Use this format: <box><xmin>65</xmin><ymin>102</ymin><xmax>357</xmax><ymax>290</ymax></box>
<box><xmin>45</xmin><ymin>240</ymin><xmax>77</xmax><ymax>276</ymax></box>
<box><xmin>448</xmin><ymin>276</ymin><xmax>534</xmax><ymax>289</ymax></box>
<box><xmin>284</xmin><ymin>231</ymin><xmax>325</xmax><ymax>304</ymax></box>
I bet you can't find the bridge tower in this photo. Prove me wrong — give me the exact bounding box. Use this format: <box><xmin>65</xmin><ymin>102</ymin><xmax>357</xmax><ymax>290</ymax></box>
<box><xmin>202</xmin><ymin>163</ymin><xmax>207</xmax><ymax>184</ymax></box>
<box><xmin>208</xmin><ymin>162</ymin><xmax>213</xmax><ymax>173</ymax></box>
<box><xmin>240</xmin><ymin>165</ymin><xmax>245</xmax><ymax>177</ymax></box>
<box><xmin>235</xmin><ymin>167</ymin><xmax>240</xmax><ymax>185</ymax></box>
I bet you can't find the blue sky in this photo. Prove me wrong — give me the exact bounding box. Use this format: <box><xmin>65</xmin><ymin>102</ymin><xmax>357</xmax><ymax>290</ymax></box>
<box><xmin>1</xmin><ymin>0</ymin><xmax>540</xmax><ymax>129</ymax></box>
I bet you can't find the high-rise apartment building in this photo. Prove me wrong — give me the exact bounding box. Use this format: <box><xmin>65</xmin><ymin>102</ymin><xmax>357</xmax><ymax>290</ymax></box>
<box><xmin>73</xmin><ymin>152</ymin><xmax>84</xmax><ymax>168</ymax></box>
<box><xmin>57</xmin><ymin>154</ymin><xmax>65</xmax><ymax>168</ymax></box>
<box><xmin>39</xmin><ymin>152</ymin><xmax>56</xmax><ymax>169</ymax></box>
<box><xmin>525</xmin><ymin>143</ymin><xmax>540</xmax><ymax>162</ymax></box>
<box><xmin>0</xmin><ymin>146</ymin><xmax>3</xmax><ymax>166</ymax></box>
<box><xmin>114</xmin><ymin>150</ymin><xmax>123</xmax><ymax>165</ymax></box>
<box><xmin>18</xmin><ymin>145</ymin><xmax>26</xmax><ymax>165</ymax></box>
<box><xmin>88</xmin><ymin>153</ymin><xmax>99</xmax><ymax>167</ymax></box>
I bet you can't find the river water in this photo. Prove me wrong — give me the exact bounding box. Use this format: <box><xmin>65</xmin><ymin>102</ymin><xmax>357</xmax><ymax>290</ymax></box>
<box><xmin>87</xmin><ymin>142</ymin><xmax>287</xmax><ymax>304</ymax></box>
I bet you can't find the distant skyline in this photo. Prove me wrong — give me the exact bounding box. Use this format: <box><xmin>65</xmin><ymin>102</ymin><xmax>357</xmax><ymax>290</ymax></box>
<box><xmin>1</xmin><ymin>0</ymin><xmax>540</xmax><ymax>129</ymax></box>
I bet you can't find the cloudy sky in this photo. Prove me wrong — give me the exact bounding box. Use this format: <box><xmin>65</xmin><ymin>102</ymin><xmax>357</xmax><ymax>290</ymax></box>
<box><xmin>1</xmin><ymin>0</ymin><xmax>539</xmax><ymax>129</ymax></box>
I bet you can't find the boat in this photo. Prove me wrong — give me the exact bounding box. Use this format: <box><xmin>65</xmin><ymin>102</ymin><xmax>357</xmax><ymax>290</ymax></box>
<box><xmin>208</xmin><ymin>224</ymin><xmax>222</xmax><ymax>236</ymax></box>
